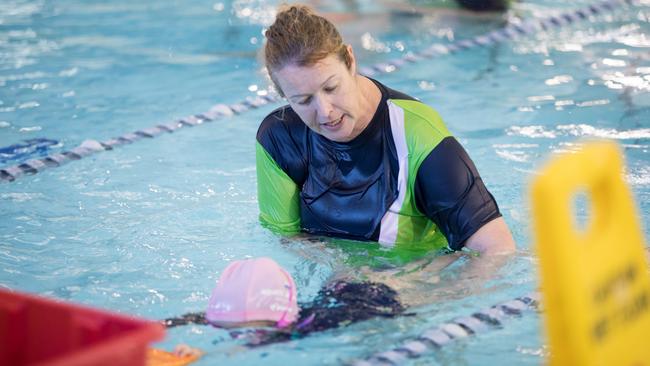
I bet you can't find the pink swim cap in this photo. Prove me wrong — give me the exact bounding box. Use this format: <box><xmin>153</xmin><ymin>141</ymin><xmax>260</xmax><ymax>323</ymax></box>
<box><xmin>206</xmin><ymin>257</ymin><xmax>299</xmax><ymax>328</ymax></box>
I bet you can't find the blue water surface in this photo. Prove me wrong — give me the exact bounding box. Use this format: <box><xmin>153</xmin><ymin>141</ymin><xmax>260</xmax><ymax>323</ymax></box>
<box><xmin>1</xmin><ymin>0</ymin><xmax>649</xmax><ymax>364</ymax></box>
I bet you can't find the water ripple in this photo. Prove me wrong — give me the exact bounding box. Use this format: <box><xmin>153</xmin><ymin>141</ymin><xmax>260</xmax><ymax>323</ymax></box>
<box><xmin>0</xmin><ymin>1</ymin><xmax>44</xmax><ymax>24</ymax></box>
<box><xmin>1</xmin><ymin>192</ymin><xmax>45</xmax><ymax>202</ymax></box>
<box><xmin>627</xmin><ymin>167</ymin><xmax>650</xmax><ymax>186</ymax></box>
<box><xmin>602</xmin><ymin>72</ymin><xmax>650</xmax><ymax>91</ymax></box>
<box><xmin>507</xmin><ymin>124</ymin><xmax>650</xmax><ymax>140</ymax></box>
<box><xmin>232</xmin><ymin>0</ymin><xmax>276</xmax><ymax>26</ymax></box>
<box><xmin>495</xmin><ymin>149</ymin><xmax>531</xmax><ymax>163</ymax></box>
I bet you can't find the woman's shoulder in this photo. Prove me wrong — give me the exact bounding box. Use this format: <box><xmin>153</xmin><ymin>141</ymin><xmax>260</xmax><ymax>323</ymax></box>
<box><xmin>376</xmin><ymin>80</ymin><xmax>447</xmax><ymax>132</ymax></box>
<box><xmin>387</xmin><ymin>98</ymin><xmax>451</xmax><ymax>141</ymax></box>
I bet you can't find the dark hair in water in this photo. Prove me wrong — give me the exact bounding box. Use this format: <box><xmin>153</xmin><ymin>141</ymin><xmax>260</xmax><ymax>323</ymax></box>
<box><xmin>251</xmin><ymin>280</ymin><xmax>406</xmax><ymax>345</ymax></box>
<box><xmin>163</xmin><ymin>281</ymin><xmax>406</xmax><ymax>346</ymax></box>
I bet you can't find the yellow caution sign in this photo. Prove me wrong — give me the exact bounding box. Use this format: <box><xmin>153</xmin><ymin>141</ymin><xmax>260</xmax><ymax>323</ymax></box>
<box><xmin>532</xmin><ymin>141</ymin><xmax>650</xmax><ymax>366</ymax></box>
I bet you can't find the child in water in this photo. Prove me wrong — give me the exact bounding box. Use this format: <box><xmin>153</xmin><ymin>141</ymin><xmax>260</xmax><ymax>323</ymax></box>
<box><xmin>162</xmin><ymin>257</ymin><xmax>406</xmax><ymax>357</ymax></box>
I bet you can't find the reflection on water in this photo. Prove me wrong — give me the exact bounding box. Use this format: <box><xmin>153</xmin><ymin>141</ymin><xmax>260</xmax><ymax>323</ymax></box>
<box><xmin>507</xmin><ymin>124</ymin><xmax>650</xmax><ymax>140</ymax></box>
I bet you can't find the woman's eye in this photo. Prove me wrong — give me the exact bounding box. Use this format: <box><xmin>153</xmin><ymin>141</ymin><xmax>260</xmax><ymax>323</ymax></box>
<box><xmin>297</xmin><ymin>97</ymin><xmax>311</xmax><ymax>105</ymax></box>
<box><xmin>324</xmin><ymin>86</ymin><xmax>337</xmax><ymax>93</ymax></box>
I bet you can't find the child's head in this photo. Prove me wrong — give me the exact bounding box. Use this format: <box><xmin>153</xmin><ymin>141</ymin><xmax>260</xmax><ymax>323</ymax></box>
<box><xmin>206</xmin><ymin>257</ymin><xmax>299</xmax><ymax>328</ymax></box>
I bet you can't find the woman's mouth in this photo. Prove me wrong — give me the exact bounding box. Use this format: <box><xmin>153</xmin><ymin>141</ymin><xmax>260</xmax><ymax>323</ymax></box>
<box><xmin>321</xmin><ymin>116</ymin><xmax>344</xmax><ymax>130</ymax></box>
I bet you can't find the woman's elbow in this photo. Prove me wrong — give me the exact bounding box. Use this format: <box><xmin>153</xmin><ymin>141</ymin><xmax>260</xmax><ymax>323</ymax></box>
<box><xmin>463</xmin><ymin>217</ymin><xmax>516</xmax><ymax>255</ymax></box>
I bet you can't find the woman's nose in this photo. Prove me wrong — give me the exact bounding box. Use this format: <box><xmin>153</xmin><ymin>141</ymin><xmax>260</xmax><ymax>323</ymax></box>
<box><xmin>314</xmin><ymin>95</ymin><xmax>332</xmax><ymax>120</ymax></box>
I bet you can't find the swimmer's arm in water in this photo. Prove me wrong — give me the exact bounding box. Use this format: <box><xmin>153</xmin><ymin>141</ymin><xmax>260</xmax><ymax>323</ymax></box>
<box><xmin>278</xmin><ymin>234</ymin><xmax>354</xmax><ymax>275</ymax></box>
<box><xmin>361</xmin><ymin>248</ymin><xmax>511</xmax><ymax>307</ymax></box>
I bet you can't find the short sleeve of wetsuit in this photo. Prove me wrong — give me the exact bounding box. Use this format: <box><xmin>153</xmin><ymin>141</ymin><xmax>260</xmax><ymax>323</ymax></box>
<box><xmin>255</xmin><ymin>114</ymin><xmax>303</xmax><ymax>235</ymax></box>
<box><xmin>414</xmin><ymin>136</ymin><xmax>502</xmax><ymax>251</ymax></box>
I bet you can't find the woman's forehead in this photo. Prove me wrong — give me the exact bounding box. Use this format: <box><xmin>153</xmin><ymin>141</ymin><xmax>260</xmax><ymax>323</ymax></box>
<box><xmin>275</xmin><ymin>57</ymin><xmax>345</xmax><ymax>95</ymax></box>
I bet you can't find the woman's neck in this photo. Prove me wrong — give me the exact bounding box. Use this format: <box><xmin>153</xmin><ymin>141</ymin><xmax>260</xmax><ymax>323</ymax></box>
<box><xmin>352</xmin><ymin>74</ymin><xmax>382</xmax><ymax>137</ymax></box>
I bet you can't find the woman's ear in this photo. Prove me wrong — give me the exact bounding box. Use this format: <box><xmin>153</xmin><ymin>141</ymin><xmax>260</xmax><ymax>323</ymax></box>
<box><xmin>347</xmin><ymin>44</ymin><xmax>357</xmax><ymax>75</ymax></box>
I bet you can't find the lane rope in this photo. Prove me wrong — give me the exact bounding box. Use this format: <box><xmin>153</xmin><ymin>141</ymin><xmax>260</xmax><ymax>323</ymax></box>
<box><xmin>0</xmin><ymin>0</ymin><xmax>640</xmax><ymax>182</ymax></box>
<box><xmin>351</xmin><ymin>291</ymin><xmax>541</xmax><ymax>366</ymax></box>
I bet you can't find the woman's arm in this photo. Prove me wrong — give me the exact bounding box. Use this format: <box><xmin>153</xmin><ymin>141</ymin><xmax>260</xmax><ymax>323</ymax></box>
<box><xmin>413</xmin><ymin>137</ymin><xmax>516</xmax><ymax>255</ymax></box>
<box><xmin>464</xmin><ymin>216</ymin><xmax>516</xmax><ymax>255</ymax></box>
<box><xmin>256</xmin><ymin>142</ymin><xmax>301</xmax><ymax>234</ymax></box>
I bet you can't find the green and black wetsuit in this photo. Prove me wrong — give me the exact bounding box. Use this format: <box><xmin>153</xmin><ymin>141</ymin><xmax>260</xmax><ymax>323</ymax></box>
<box><xmin>256</xmin><ymin>79</ymin><xmax>501</xmax><ymax>252</ymax></box>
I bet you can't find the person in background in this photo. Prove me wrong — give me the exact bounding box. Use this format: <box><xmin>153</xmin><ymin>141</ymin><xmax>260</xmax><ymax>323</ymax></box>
<box><xmin>454</xmin><ymin>0</ymin><xmax>512</xmax><ymax>12</ymax></box>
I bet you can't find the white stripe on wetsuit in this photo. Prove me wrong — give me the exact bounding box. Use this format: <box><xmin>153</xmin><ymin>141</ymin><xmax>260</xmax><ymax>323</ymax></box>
<box><xmin>379</xmin><ymin>101</ymin><xmax>408</xmax><ymax>246</ymax></box>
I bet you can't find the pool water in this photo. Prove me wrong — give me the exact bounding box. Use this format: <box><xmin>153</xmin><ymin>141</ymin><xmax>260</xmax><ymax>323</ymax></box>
<box><xmin>1</xmin><ymin>0</ymin><xmax>649</xmax><ymax>364</ymax></box>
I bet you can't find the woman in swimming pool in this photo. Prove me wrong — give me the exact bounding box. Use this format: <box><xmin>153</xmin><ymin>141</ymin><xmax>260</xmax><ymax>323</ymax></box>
<box><xmin>256</xmin><ymin>4</ymin><xmax>515</xmax><ymax>256</ymax></box>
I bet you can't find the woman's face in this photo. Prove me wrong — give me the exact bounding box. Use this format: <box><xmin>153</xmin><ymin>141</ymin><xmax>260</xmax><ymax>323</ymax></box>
<box><xmin>273</xmin><ymin>48</ymin><xmax>369</xmax><ymax>143</ymax></box>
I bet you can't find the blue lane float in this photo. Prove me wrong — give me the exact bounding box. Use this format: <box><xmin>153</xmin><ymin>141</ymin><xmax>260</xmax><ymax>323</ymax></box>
<box><xmin>0</xmin><ymin>138</ymin><xmax>60</xmax><ymax>165</ymax></box>
<box><xmin>351</xmin><ymin>292</ymin><xmax>541</xmax><ymax>366</ymax></box>
<box><xmin>0</xmin><ymin>0</ymin><xmax>640</xmax><ymax>183</ymax></box>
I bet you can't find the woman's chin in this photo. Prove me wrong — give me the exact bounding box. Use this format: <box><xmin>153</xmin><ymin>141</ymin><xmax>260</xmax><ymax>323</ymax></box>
<box><xmin>323</xmin><ymin>130</ymin><xmax>351</xmax><ymax>142</ymax></box>
<box><xmin>320</xmin><ymin>121</ymin><xmax>353</xmax><ymax>142</ymax></box>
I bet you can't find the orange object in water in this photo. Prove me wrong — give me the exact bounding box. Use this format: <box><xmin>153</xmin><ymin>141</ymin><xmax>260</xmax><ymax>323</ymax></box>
<box><xmin>146</xmin><ymin>349</ymin><xmax>200</xmax><ymax>366</ymax></box>
<box><xmin>0</xmin><ymin>288</ymin><xmax>165</xmax><ymax>366</ymax></box>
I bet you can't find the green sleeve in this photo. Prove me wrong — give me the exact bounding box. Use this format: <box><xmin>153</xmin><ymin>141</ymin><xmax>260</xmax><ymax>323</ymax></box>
<box><xmin>255</xmin><ymin>142</ymin><xmax>301</xmax><ymax>234</ymax></box>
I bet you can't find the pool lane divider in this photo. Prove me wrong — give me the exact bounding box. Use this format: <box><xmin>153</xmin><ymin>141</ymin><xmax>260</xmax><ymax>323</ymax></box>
<box><xmin>352</xmin><ymin>291</ymin><xmax>541</xmax><ymax>366</ymax></box>
<box><xmin>0</xmin><ymin>0</ymin><xmax>639</xmax><ymax>183</ymax></box>
<box><xmin>359</xmin><ymin>0</ymin><xmax>640</xmax><ymax>76</ymax></box>
<box><xmin>0</xmin><ymin>95</ymin><xmax>282</xmax><ymax>182</ymax></box>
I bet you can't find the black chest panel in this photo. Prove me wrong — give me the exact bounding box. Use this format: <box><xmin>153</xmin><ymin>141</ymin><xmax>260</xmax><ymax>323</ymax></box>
<box><xmin>257</xmin><ymin>80</ymin><xmax>417</xmax><ymax>241</ymax></box>
<box><xmin>300</xmin><ymin>107</ymin><xmax>398</xmax><ymax>241</ymax></box>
